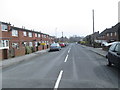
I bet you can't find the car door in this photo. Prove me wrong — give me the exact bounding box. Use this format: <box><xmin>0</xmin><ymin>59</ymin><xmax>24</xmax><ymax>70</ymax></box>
<box><xmin>108</xmin><ymin>44</ymin><xmax>117</xmax><ymax>63</ymax></box>
<box><xmin>113</xmin><ymin>44</ymin><xmax>120</xmax><ymax>66</ymax></box>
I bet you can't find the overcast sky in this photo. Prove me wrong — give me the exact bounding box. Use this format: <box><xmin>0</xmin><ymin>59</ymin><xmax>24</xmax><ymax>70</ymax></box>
<box><xmin>0</xmin><ymin>0</ymin><xmax>119</xmax><ymax>38</ymax></box>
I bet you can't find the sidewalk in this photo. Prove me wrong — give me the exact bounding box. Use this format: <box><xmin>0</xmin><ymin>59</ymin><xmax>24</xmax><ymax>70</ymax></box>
<box><xmin>81</xmin><ymin>45</ymin><xmax>107</xmax><ymax>57</ymax></box>
<box><xmin>0</xmin><ymin>49</ymin><xmax>49</xmax><ymax>69</ymax></box>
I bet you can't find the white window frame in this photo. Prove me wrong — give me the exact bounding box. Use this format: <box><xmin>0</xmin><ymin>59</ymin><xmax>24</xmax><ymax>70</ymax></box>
<box><xmin>115</xmin><ymin>32</ymin><xmax>117</xmax><ymax>36</ymax></box>
<box><xmin>35</xmin><ymin>42</ymin><xmax>38</xmax><ymax>46</ymax></box>
<box><xmin>29</xmin><ymin>42</ymin><xmax>33</xmax><ymax>47</ymax></box>
<box><xmin>28</xmin><ymin>32</ymin><xmax>32</xmax><ymax>37</ymax></box>
<box><xmin>38</xmin><ymin>34</ymin><xmax>40</xmax><ymax>37</ymax></box>
<box><xmin>23</xmin><ymin>42</ymin><xmax>27</xmax><ymax>46</ymax></box>
<box><xmin>44</xmin><ymin>35</ymin><xmax>46</xmax><ymax>38</ymax></box>
<box><xmin>1</xmin><ymin>24</ymin><xmax>8</xmax><ymax>31</ymax></box>
<box><xmin>35</xmin><ymin>33</ymin><xmax>38</xmax><ymax>37</ymax></box>
<box><xmin>0</xmin><ymin>40</ymin><xmax>9</xmax><ymax>49</ymax></box>
<box><xmin>12</xmin><ymin>29</ymin><xmax>18</xmax><ymax>36</ymax></box>
<box><xmin>23</xmin><ymin>31</ymin><xmax>27</xmax><ymax>36</ymax></box>
<box><xmin>12</xmin><ymin>43</ymin><xmax>19</xmax><ymax>49</ymax></box>
<box><xmin>111</xmin><ymin>33</ymin><xmax>113</xmax><ymax>36</ymax></box>
<box><xmin>107</xmin><ymin>33</ymin><xmax>109</xmax><ymax>37</ymax></box>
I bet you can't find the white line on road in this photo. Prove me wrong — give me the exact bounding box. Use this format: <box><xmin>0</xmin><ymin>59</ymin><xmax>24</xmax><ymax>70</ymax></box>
<box><xmin>64</xmin><ymin>54</ymin><xmax>69</xmax><ymax>62</ymax></box>
<box><xmin>68</xmin><ymin>48</ymin><xmax>71</xmax><ymax>53</ymax></box>
<box><xmin>54</xmin><ymin>70</ymin><xmax>63</xmax><ymax>89</ymax></box>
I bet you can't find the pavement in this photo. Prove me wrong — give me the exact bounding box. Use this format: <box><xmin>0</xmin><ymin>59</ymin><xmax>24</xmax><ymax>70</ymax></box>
<box><xmin>80</xmin><ymin>45</ymin><xmax>107</xmax><ymax>57</ymax></box>
<box><xmin>0</xmin><ymin>49</ymin><xmax>49</xmax><ymax>69</ymax></box>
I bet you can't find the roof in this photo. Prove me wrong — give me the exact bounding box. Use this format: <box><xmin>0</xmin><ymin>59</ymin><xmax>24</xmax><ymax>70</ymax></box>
<box><xmin>0</xmin><ymin>21</ymin><xmax>54</xmax><ymax>36</ymax></box>
<box><xmin>0</xmin><ymin>21</ymin><xmax>11</xmax><ymax>25</ymax></box>
<box><xmin>98</xmin><ymin>22</ymin><xmax>120</xmax><ymax>37</ymax></box>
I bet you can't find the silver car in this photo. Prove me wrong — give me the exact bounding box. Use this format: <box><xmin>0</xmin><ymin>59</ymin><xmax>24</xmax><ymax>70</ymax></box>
<box><xmin>50</xmin><ymin>43</ymin><xmax>61</xmax><ymax>51</ymax></box>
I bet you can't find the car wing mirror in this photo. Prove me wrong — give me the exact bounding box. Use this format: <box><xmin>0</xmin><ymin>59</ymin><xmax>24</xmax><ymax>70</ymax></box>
<box><xmin>117</xmin><ymin>52</ymin><xmax>120</xmax><ymax>55</ymax></box>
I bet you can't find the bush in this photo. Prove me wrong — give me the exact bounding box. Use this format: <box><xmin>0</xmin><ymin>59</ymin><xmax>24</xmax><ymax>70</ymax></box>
<box><xmin>25</xmin><ymin>46</ymin><xmax>32</xmax><ymax>54</ymax></box>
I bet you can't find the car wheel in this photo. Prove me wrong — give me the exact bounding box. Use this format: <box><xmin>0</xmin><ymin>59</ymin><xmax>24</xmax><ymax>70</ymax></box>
<box><xmin>107</xmin><ymin>58</ymin><xmax>112</xmax><ymax>66</ymax></box>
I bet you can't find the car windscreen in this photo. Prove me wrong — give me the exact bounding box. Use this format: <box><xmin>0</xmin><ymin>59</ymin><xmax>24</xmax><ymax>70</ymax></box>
<box><xmin>114</xmin><ymin>44</ymin><xmax>120</xmax><ymax>52</ymax></box>
<box><xmin>51</xmin><ymin>43</ymin><xmax>59</xmax><ymax>46</ymax></box>
<box><xmin>118</xmin><ymin>44</ymin><xmax>120</xmax><ymax>52</ymax></box>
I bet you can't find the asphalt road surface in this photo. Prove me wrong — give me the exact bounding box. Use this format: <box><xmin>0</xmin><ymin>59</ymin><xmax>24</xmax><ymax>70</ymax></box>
<box><xmin>2</xmin><ymin>43</ymin><xmax>120</xmax><ymax>89</ymax></box>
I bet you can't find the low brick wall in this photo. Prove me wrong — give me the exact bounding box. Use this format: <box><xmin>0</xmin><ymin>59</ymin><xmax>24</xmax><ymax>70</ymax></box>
<box><xmin>14</xmin><ymin>47</ymin><xmax>25</xmax><ymax>57</ymax></box>
<box><xmin>38</xmin><ymin>46</ymin><xmax>43</xmax><ymax>51</ymax></box>
<box><xmin>102</xmin><ymin>46</ymin><xmax>110</xmax><ymax>51</ymax></box>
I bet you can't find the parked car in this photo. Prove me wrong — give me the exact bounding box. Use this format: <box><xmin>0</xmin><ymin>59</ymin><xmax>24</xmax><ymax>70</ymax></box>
<box><xmin>64</xmin><ymin>43</ymin><xmax>69</xmax><ymax>46</ymax></box>
<box><xmin>59</xmin><ymin>43</ymin><xmax>65</xmax><ymax>47</ymax></box>
<box><xmin>106</xmin><ymin>42</ymin><xmax>120</xmax><ymax>67</ymax></box>
<box><xmin>50</xmin><ymin>43</ymin><xmax>61</xmax><ymax>51</ymax></box>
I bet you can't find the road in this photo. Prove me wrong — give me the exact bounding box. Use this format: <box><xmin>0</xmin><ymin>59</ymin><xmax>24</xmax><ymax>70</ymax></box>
<box><xmin>2</xmin><ymin>43</ymin><xmax>120</xmax><ymax>89</ymax></box>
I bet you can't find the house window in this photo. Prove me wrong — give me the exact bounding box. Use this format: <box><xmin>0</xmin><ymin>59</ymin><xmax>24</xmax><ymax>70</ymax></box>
<box><xmin>28</xmin><ymin>32</ymin><xmax>32</xmax><ymax>37</ymax></box>
<box><xmin>38</xmin><ymin>34</ymin><xmax>40</xmax><ymax>37</ymax></box>
<box><xmin>1</xmin><ymin>24</ymin><xmax>8</xmax><ymax>31</ymax></box>
<box><xmin>115</xmin><ymin>32</ymin><xmax>117</xmax><ymax>36</ymax></box>
<box><xmin>35</xmin><ymin>42</ymin><xmax>38</xmax><ymax>46</ymax></box>
<box><xmin>107</xmin><ymin>33</ymin><xmax>109</xmax><ymax>37</ymax></box>
<box><xmin>35</xmin><ymin>33</ymin><xmax>38</xmax><ymax>37</ymax></box>
<box><xmin>41</xmin><ymin>34</ymin><xmax>42</xmax><ymax>37</ymax></box>
<box><xmin>111</xmin><ymin>33</ymin><xmax>113</xmax><ymax>36</ymax></box>
<box><xmin>29</xmin><ymin>42</ymin><xmax>33</xmax><ymax>47</ymax></box>
<box><xmin>0</xmin><ymin>40</ymin><xmax>9</xmax><ymax>47</ymax></box>
<box><xmin>12</xmin><ymin>29</ymin><xmax>18</xmax><ymax>36</ymax></box>
<box><xmin>39</xmin><ymin>41</ymin><xmax>41</xmax><ymax>43</ymax></box>
<box><xmin>23</xmin><ymin>31</ymin><xmax>27</xmax><ymax>36</ymax></box>
<box><xmin>22</xmin><ymin>42</ymin><xmax>27</xmax><ymax>46</ymax></box>
<box><xmin>44</xmin><ymin>35</ymin><xmax>46</xmax><ymax>38</ymax></box>
<box><xmin>12</xmin><ymin>43</ymin><xmax>19</xmax><ymax>49</ymax></box>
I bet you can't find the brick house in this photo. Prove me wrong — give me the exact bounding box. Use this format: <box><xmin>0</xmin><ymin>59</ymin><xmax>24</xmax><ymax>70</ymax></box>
<box><xmin>0</xmin><ymin>21</ymin><xmax>55</xmax><ymax>60</ymax></box>
<box><xmin>97</xmin><ymin>23</ymin><xmax>120</xmax><ymax>43</ymax></box>
<box><xmin>84</xmin><ymin>31</ymin><xmax>99</xmax><ymax>46</ymax></box>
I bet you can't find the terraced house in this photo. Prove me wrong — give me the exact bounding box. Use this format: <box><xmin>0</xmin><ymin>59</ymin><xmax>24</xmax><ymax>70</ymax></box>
<box><xmin>0</xmin><ymin>21</ymin><xmax>54</xmax><ymax>60</ymax></box>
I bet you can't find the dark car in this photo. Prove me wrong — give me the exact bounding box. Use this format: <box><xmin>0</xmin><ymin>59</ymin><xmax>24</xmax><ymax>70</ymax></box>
<box><xmin>106</xmin><ymin>42</ymin><xmax>120</xmax><ymax>67</ymax></box>
<box><xmin>50</xmin><ymin>43</ymin><xmax>61</xmax><ymax>51</ymax></box>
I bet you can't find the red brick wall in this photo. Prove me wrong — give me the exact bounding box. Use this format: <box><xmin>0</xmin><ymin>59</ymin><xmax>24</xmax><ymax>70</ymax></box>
<box><xmin>38</xmin><ymin>46</ymin><xmax>42</xmax><ymax>51</ymax></box>
<box><xmin>14</xmin><ymin>47</ymin><xmax>25</xmax><ymax>57</ymax></box>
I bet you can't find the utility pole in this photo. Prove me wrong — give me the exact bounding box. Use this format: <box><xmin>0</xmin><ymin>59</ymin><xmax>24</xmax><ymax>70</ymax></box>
<box><xmin>62</xmin><ymin>31</ymin><xmax>63</xmax><ymax>42</ymax></box>
<box><xmin>62</xmin><ymin>32</ymin><xmax>63</xmax><ymax>38</ymax></box>
<box><xmin>55</xmin><ymin>27</ymin><xmax>57</xmax><ymax>38</ymax></box>
<box><xmin>118</xmin><ymin>24</ymin><xmax>120</xmax><ymax>41</ymax></box>
<box><xmin>55</xmin><ymin>27</ymin><xmax>57</xmax><ymax>42</ymax></box>
<box><xmin>92</xmin><ymin>9</ymin><xmax>95</xmax><ymax>47</ymax></box>
<box><xmin>118</xmin><ymin>2</ymin><xmax>120</xmax><ymax>41</ymax></box>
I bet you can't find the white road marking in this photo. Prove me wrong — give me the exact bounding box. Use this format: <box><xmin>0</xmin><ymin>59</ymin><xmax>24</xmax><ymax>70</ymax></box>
<box><xmin>64</xmin><ymin>54</ymin><xmax>69</xmax><ymax>62</ymax></box>
<box><xmin>68</xmin><ymin>48</ymin><xmax>71</xmax><ymax>53</ymax></box>
<box><xmin>54</xmin><ymin>70</ymin><xmax>63</xmax><ymax>89</ymax></box>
